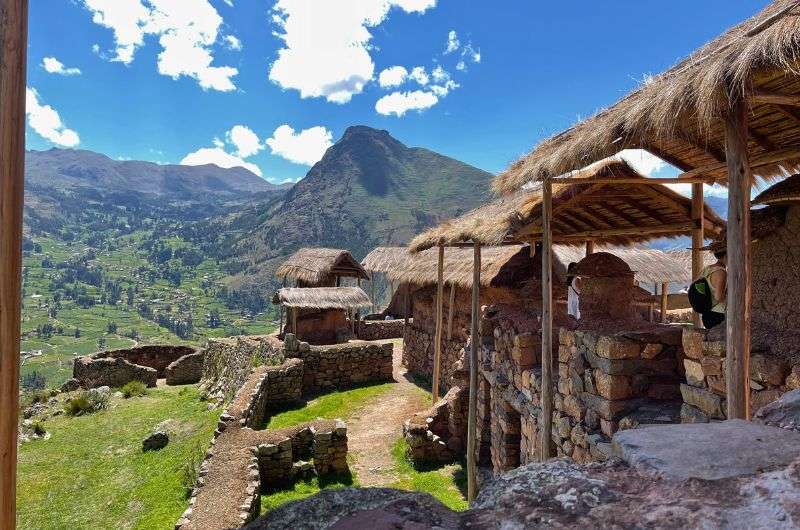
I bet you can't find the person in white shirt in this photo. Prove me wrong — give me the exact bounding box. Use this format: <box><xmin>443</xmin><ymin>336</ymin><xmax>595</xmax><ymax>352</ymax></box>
<box><xmin>566</xmin><ymin>262</ymin><xmax>581</xmax><ymax>320</ymax></box>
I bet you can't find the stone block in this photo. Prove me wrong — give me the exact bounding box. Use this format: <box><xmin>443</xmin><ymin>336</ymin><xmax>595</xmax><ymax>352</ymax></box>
<box><xmin>683</xmin><ymin>359</ymin><xmax>705</xmax><ymax>387</ymax></box>
<box><xmin>680</xmin><ymin>403</ymin><xmax>709</xmax><ymax>423</ymax></box>
<box><xmin>751</xmin><ymin>389</ymin><xmax>783</xmax><ymax>413</ymax></box>
<box><xmin>600</xmin><ymin>418</ymin><xmax>618</xmax><ymax>438</ymax></box>
<box><xmin>700</xmin><ymin>357</ymin><xmax>722</xmax><ymax>377</ymax></box>
<box><xmin>515</xmin><ymin>333</ymin><xmax>537</xmax><ymax>348</ymax></box>
<box><xmin>707</xmin><ymin>375</ymin><xmax>726</xmax><ymax>396</ymax></box>
<box><xmin>641</xmin><ymin>343</ymin><xmax>663</xmax><ymax>359</ymax></box>
<box><xmin>559</xmin><ymin>328</ymin><xmax>575</xmax><ymax>347</ymax></box>
<box><xmin>594</xmin><ymin>370</ymin><xmax>633</xmax><ymax>401</ymax></box>
<box><xmin>702</xmin><ymin>341</ymin><xmax>726</xmax><ymax>357</ymax></box>
<box><xmin>596</xmin><ymin>336</ymin><xmax>641</xmax><ymax>360</ymax></box>
<box><xmin>680</xmin><ymin>383</ymin><xmax>725</xmax><ymax>419</ymax></box>
<box><xmin>750</xmin><ymin>355</ymin><xmax>789</xmax><ymax>386</ymax></box>
<box><xmin>681</xmin><ymin>328</ymin><xmax>706</xmax><ymax>360</ymax></box>
<box><xmin>786</xmin><ymin>366</ymin><xmax>800</xmax><ymax>390</ymax></box>
<box><xmin>578</xmin><ymin>392</ymin><xmax>644</xmax><ymax>421</ymax></box>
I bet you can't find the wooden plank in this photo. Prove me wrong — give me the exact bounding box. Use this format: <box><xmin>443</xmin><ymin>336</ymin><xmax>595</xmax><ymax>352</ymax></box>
<box><xmin>530</xmin><ymin>222</ymin><xmax>695</xmax><ymax>240</ymax></box>
<box><xmin>660</xmin><ymin>282</ymin><xmax>669</xmax><ymax>323</ymax></box>
<box><xmin>0</xmin><ymin>1</ymin><xmax>28</xmax><ymax>526</ymax></box>
<box><xmin>550</xmin><ymin>175</ymin><xmax>717</xmax><ymax>185</ymax></box>
<box><xmin>540</xmin><ymin>180</ymin><xmax>554</xmax><ymax>461</ymax></box>
<box><xmin>446</xmin><ymin>283</ymin><xmax>456</xmax><ymax>341</ymax></box>
<box><xmin>466</xmin><ymin>243</ymin><xmax>481</xmax><ymax>501</ymax></box>
<box><xmin>691</xmin><ymin>183</ymin><xmax>705</xmax><ymax>328</ymax></box>
<box><xmin>432</xmin><ymin>245</ymin><xmax>445</xmax><ymax>402</ymax></box>
<box><xmin>292</xmin><ymin>308</ymin><xmax>298</xmax><ymax>338</ymax></box>
<box><xmin>752</xmin><ymin>90</ymin><xmax>800</xmax><ymax>107</ymax></box>
<box><xmin>724</xmin><ymin>98</ymin><xmax>753</xmax><ymax>421</ymax></box>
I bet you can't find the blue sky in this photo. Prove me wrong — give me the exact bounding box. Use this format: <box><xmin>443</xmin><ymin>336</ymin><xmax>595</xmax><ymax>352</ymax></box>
<box><xmin>26</xmin><ymin>0</ymin><xmax>769</xmax><ymax>185</ymax></box>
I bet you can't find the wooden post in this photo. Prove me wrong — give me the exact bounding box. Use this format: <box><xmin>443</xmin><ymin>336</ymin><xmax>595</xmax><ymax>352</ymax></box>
<box><xmin>370</xmin><ymin>272</ymin><xmax>376</xmax><ymax>314</ymax></box>
<box><xmin>279</xmin><ymin>278</ymin><xmax>286</xmax><ymax>334</ymax></box>
<box><xmin>466</xmin><ymin>242</ymin><xmax>481</xmax><ymax>502</ymax></box>
<box><xmin>724</xmin><ymin>97</ymin><xmax>752</xmax><ymax>420</ymax></box>
<box><xmin>446</xmin><ymin>283</ymin><xmax>456</xmax><ymax>341</ymax></box>
<box><xmin>660</xmin><ymin>282</ymin><xmax>669</xmax><ymax>323</ymax></box>
<box><xmin>292</xmin><ymin>308</ymin><xmax>298</xmax><ymax>338</ymax></box>
<box><xmin>691</xmin><ymin>183</ymin><xmax>705</xmax><ymax>328</ymax></box>
<box><xmin>432</xmin><ymin>245</ymin><xmax>445</xmax><ymax>402</ymax></box>
<box><xmin>0</xmin><ymin>1</ymin><xmax>28</xmax><ymax>526</ymax></box>
<box><xmin>585</xmin><ymin>240</ymin><xmax>595</xmax><ymax>255</ymax></box>
<box><xmin>649</xmin><ymin>303</ymin><xmax>655</xmax><ymax>323</ymax></box>
<box><xmin>404</xmin><ymin>286</ymin><xmax>410</xmax><ymax>325</ymax></box>
<box><xmin>540</xmin><ymin>179</ymin><xmax>554</xmax><ymax>461</ymax></box>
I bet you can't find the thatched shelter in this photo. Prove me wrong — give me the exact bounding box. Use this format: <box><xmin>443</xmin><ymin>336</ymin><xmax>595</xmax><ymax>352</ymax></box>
<box><xmin>754</xmin><ymin>172</ymin><xmax>800</xmax><ymax>206</ymax></box>
<box><xmin>410</xmin><ymin>160</ymin><xmax>725</xmax><ymax>251</ymax></box>
<box><xmin>275</xmin><ymin>248</ymin><xmax>369</xmax><ymax>287</ymax></box>
<box><xmin>272</xmin><ymin>287</ymin><xmax>371</xmax><ymax>344</ymax></box>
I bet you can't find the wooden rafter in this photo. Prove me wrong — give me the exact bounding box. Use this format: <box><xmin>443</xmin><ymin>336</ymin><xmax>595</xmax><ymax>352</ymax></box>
<box><xmin>771</xmin><ymin>104</ymin><xmax>800</xmax><ymax>126</ymax></box>
<box><xmin>675</xmin><ymin>132</ymin><xmax>726</xmax><ymax>164</ymax></box>
<box><xmin>568</xmin><ymin>209</ymin><xmax>614</xmax><ymax>231</ymax></box>
<box><xmin>752</xmin><ymin>89</ymin><xmax>800</xmax><ymax>107</ymax></box>
<box><xmin>641</xmin><ymin>142</ymin><xmax>695</xmax><ymax>172</ymax></box>
<box><xmin>616</xmin><ymin>195</ymin><xmax>673</xmax><ymax>226</ymax></box>
<box><xmin>747</xmin><ymin>126</ymin><xmax>777</xmax><ymax>152</ymax></box>
<box><xmin>592</xmin><ymin>201</ymin><xmax>648</xmax><ymax>227</ymax></box>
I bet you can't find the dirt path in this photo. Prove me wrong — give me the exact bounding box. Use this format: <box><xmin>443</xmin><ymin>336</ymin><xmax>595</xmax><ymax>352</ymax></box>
<box><xmin>347</xmin><ymin>338</ymin><xmax>430</xmax><ymax>487</ymax></box>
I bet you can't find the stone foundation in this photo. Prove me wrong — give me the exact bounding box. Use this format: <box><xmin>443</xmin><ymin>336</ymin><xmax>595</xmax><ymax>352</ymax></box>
<box><xmin>73</xmin><ymin>345</ymin><xmax>201</xmax><ymax>389</ymax></box>
<box><xmin>356</xmin><ymin>318</ymin><xmax>405</xmax><ymax>341</ymax></box>
<box><xmin>201</xmin><ymin>335</ymin><xmax>283</xmax><ymax>403</ymax></box>
<box><xmin>403</xmin><ymin>384</ymin><xmax>468</xmax><ymax>465</ymax></box>
<box><xmin>680</xmin><ymin>327</ymin><xmax>800</xmax><ymax>422</ymax></box>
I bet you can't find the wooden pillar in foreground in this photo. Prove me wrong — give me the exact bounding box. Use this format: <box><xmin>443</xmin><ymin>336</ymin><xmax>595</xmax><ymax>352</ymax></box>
<box><xmin>660</xmin><ymin>282</ymin><xmax>669</xmax><ymax>323</ymax></box>
<box><xmin>585</xmin><ymin>240</ymin><xmax>595</xmax><ymax>256</ymax></box>
<box><xmin>431</xmin><ymin>245</ymin><xmax>445</xmax><ymax>402</ymax></box>
<box><xmin>540</xmin><ymin>179</ymin><xmax>554</xmax><ymax>461</ymax></box>
<box><xmin>446</xmin><ymin>283</ymin><xmax>456</xmax><ymax>340</ymax></box>
<box><xmin>724</xmin><ymin>98</ymin><xmax>752</xmax><ymax>420</ymax></box>
<box><xmin>691</xmin><ymin>183</ymin><xmax>705</xmax><ymax>328</ymax></box>
<box><xmin>1</xmin><ymin>1</ymin><xmax>28</xmax><ymax>525</ymax></box>
<box><xmin>466</xmin><ymin>242</ymin><xmax>481</xmax><ymax>502</ymax></box>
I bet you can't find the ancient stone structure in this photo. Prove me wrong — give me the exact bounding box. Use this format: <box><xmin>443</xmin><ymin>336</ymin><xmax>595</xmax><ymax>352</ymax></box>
<box><xmin>201</xmin><ymin>336</ymin><xmax>283</xmax><ymax>403</ymax></box>
<box><xmin>73</xmin><ymin>345</ymin><xmax>201</xmax><ymax>389</ymax></box>
<box><xmin>573</xmin><ymin>252</ymin><xmax>638</xmax><ymax>322</ymax></box>
<box><xmin>165</xmin><ymin>352</ymin><xmax>205</xmax><ymax>385</ymax></box>
<box><xmin>404</xmin><ymin>382</ymin><xmax>468</xmax><ymax>465</ymax></box>
<box><xmin>356</xmin><ymin>318</ymin><xmax>405</xmax><ymax>341</ymax></box>
<box><xmin>241</xmin><ymin>359</ymin><xmax>304</xmax><ymax>428</ymax></box>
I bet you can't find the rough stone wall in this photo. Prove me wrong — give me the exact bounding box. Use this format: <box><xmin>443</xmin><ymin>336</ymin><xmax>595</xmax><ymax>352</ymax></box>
<box><xmin>73</xmin><ymin>355</ymin><xmax>157</xmax><ymax>388</ymax></box>
<box><xmin>294</xmin><ymin>308</ymin><xmax>349</xmax><ymax>345</ymax></box>
<box><xmin>95</xmin><ymin>345</ymin><xmax>198</xmax><ymax>376</ymax></box>
<box><xmin>200</xmin><ymin>335</ymin><xmax>283</xmax><ymax>403</ymax></box>
<box><xmin>243</xmin><ymin>359</ymin><xmax>304</xmax><ymax>429</ymax></box>
<box><xmin>356</xmin><ymin>318</ymin><xmax>405</xmax><ymax>341</ymax></box>
<box><xmin>403</xmin><ymin>384</ymin><xmax>468</xmax><ymax>465</ymax></box>
<box><xmin>165</xmin><ymin>352</ymin><xmax>205</xmax><ymax>385</ymax></box>
<box><xmin>752</xmin><ymin>205</ymin><xmax>800</xmax><ymax>353</ymax></box>
<box><xmin>680</xmin><ymin>328</ymin><xmax>800</xmax><ymax>422</ymax></box>
<box><xmin>288</xmin><ymin>341</ymin><xmax>393</xmax><ymax>393</ymax></box>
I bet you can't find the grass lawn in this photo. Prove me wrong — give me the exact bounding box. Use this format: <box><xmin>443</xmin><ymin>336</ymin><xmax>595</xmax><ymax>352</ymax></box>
<box><xmin>259</xmin><ymin>471</ymin><xmax>357</xmax><ymax>515</ymax></box>
<box><xmin>17</xmin><ymin>385</ymin><xmax>219</xmax><ymax>530</ymax></box>
<box><xmin>263</xmin><ymin>382</ymin><xmax>394</xmax><ymax>430</ymax></box>
<box><xmin>390</xmin><ymin>438</ymin><xmax>468</xmax><ymax>511</ymax></box>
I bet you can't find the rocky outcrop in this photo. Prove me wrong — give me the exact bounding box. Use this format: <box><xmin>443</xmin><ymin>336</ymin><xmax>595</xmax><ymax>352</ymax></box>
<box><xmin>165</xmin><ymin>352</ymin><xmax>205</xmax><ymax>385</ymax></box>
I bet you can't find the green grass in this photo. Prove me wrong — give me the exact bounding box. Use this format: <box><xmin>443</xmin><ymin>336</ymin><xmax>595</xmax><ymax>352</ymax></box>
<box><xmin>263</xmin><ymin>382</ymin><xmax>394</xmax><ymax>430</ymax></box>
<box><xmin>389</xmin><ymin>438</ymin><xmax>468</xmax><ymax>511</ymax></box>
<box><xmin>17</xmin><ymin>385</ymin><xmax>219</xmax><ymax>530</ymax></box>
<box><xmin>259</xmin><ymin>471</ymin><xmax>357</xmax><ymax>515</ymax></box>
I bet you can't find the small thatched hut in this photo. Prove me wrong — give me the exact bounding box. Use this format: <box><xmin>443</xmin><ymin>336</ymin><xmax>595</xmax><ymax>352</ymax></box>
<box><xmin>272</xmin><ymin>287</ymin><xmax>371</xmax><ymax>344</ymax></box>
<box><xmin>275</xmin><ymin>248</ymin><xmax>369</xmax><ymax>288</ymax></box>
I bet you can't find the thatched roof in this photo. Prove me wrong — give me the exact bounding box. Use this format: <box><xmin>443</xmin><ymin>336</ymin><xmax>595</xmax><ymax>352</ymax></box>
<box><xmin>754</xmin><ymin>173</ymin><xmax>800</xmax><ymax>205</ymax></box>
<box><xmin>275</xmin><ymin>248</ymin><xmax>369</xmax><ymax>284</ymax></box>
<box><xmin>409</xmin><ymin>160</ymin><xmax>725</xmax><ymax>251</ymax></box>
<box><xmin>361</xmin><ymin>245</ymin><xmax>533</xmax><ymax>289</ymax></box>
<box><xmin>494</xmin><ymin>0</ymin><xmax>800</xmax><ymax>194</ymax></box>
<box><xmin>555</xmin><ymin>246</ymin><xmax>703</xmax><ymax>285</ymax></box>
<box><xmin>272</xmin><ymin>287</ymin><xmax>371</xmax><ymax>310</ymax></box>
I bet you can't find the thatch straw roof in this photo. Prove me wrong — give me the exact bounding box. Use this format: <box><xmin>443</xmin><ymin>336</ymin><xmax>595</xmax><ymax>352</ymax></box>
<box><xmin>754</xmin><ymin>173</ymin><xmax>800</xmax><ymax>205</ymax></box>
<box><xmin>361</xmin><ymin>245</ymin><xmax>533</xmax><ymax>289</ymax></box>
<box><xmin>272</xmin><ymin>287</ymin><xmax>372</xmax><ymax>310</ymax></box>
<box><xmin>409</xmin><ymin>160</ymin><xmax>725</xmax><ymax>251</ymax></box>
<box><xmin>555</xmin><ymin>246</ymin><xmax>704</xmax><ymax>285</ymax></box>
<box><xmin>494</xmin><ymin>0</ymin><xmax>800</xmax><ymax>194</ymax></box>
<box><xmin>275</xmin><ymin>248</ymin><xmax>369</xmax><ymax>284</ymax></box>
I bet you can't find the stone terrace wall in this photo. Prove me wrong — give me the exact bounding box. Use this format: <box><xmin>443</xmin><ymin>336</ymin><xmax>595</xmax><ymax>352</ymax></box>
<box><xmin>96</xmin><ymin>345</ymin><xmax>198</xmax><ymax>376</ymax></box>
<box><xmin>356</xmin><ymin>318</ymin><xmax>405</xmax><ymax>341</ymax></box>
<box><xmin>681</xmin><ymin>328</ymin><xmax>800</xmax><ymax>422</ymax></box>
<box><xmin>201</xmin><ymin>335</ymin><xmax>284</xmax><ymax>403</ymax></box>
<box><xmin>287</xmin><ymin>340</ymin><xmax>393</xmax><ymax>394</ymax></box>
<box><xmin>242</xmin><ymin>359</ymin><xmax>304</xmax><ymax>428</ymax></box>
<box><xmin>404</xmin><ymin>382</ymin><xmax>468</xmax><ymax>465</ymax></box>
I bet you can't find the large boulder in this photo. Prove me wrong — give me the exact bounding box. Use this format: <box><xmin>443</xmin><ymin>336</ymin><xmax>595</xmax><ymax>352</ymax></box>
<box><xmin>754</xmin><ymin>389</ymin><xmax>800</xmax><ymax>432</ymax></box>
<box><xmin>165</xmin><ymin>352</ymin><xmax>204</xmax><ymax>385</ymax></box>
<box><xmin>142</xmin><ymin>431</ymin><xmax>169</xmax><ymax>451</ymax></box>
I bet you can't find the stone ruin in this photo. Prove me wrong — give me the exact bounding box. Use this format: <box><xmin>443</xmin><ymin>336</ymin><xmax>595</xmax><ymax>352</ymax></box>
<box><xmin>573</xmin><ymin>252</ymin><xmax>638</xmax><ymax>322</ymax></box>
<box><xmin>70</xmin><ymin>345</ymin><xmax>203</xmax><ymax>389</ymax></box>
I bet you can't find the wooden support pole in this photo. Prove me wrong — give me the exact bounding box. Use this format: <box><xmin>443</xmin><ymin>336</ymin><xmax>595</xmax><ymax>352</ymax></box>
<box><xmin>649</xmin><ymin>303</ymin><xmax>655</xmax><ymax>323</ymax></box>
<box><xmin>467</xmin><ymin>243</ymin><xmax>481</xmax><ymax>502</ymax></box>
<box><xmin>724</xmin><ymin>98</ymin><xmax>753</xmax><ymax>420</ymax></box>
<box><xmin>279</xmin><ymin>278</ymin><xmax>286</xmax><ymax>334</ymax></box>
<box><xmin>446</xmin><ymin>283</ymin><xmax>456</xmax><ymax>341</ymax></box>
<box><xmin>370</xmin><ymin>273</ymin><xmax>376</xmax><ymax>314</ymax></box>
<box><xmin>585</xmin><ymin>241</ymin><xmax>594</xmax><ymax>255</ymax></box>
<box><xmin>660</xmin><ymin>282</ymin><xmax>669</xmax><ymax>323</ymax></box>
<box><xmin>404</xmin><ymin>286</ymin><xmax>410</xmax><ymax>325</ymax></box>
<box><xmin>292</xmin><ymin>308</ymin><xmax>298</xmax><ymax>338</ymax></box>
<box><xmin>1</xmin><ymin>1</ymin><xmax>28</xmax><ymax>526</ymax></box>
<box><xmin>540</xmin><ymin>180</ymin><xmax>554</xmax><ymax>461</ymax></box>
<box><xmin>691</xmin><ymin>183</ymin><xmax>705</xmax><ymax>328</ymax></box>
<box><xmin>432</xmin><ymin>245</ymin><xmax>445</xmax><ymax>402</ymax></box>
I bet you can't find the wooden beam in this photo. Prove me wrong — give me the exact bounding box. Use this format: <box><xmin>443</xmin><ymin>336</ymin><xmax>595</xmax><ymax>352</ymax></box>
<box><xmin>724</xmin><ymin>97</ymin><xmax>752</xmax><ymax>421</ymax></box>
<box><xmin>585</xmin><ymin>241</ymin><xmax>594</xmax><ymax>255</ymax></box>
<box><xmin>530</xmin><ymin>222</ymin><xmax>695</xmax><ymax>240</ymax></box>
<box><xmin>1</xmin><ymin>1</ymin><xmax>28</xmax><ymax>526</ymax></box>
<box><xmin>588</xmin><ymin>201</ymin><xmax>642</xmax><ymax>227</ymax></box>
<box><xmin>404</xmin><ymin>286</ymin><xmax>410</xmax><ymax>326</ymax></box>
<box><xmin>370</xmin><ymin>273</ymin><xmax>376</xmax><ymax>314</ymax></box>
<box><xmin>540</xmin><ymin>180</ymin><xmax>554</xmax><ymax>461</ymax></box>
<box><xmin>432</xmin><ymin>245</ymin><xmax>445</xmax><ymax>402</ymax></box>
<box><xmin>677</xmin><ymin>132</ymin><xmax>726</xmax><ymax>164</ymax></box>
<box><xmin>746</xmin><ymin>2</ymin><xmax>800</xmax><ymax>36</ymax></box>
<box><xmin>640</xmin><ymin>143</ymin><xmax>694</xmax><ymax>172</ymax></box>
<box><xmin>550</xmin><ymin>175</ymin><xmax>716</xmax><ymax>185</ymax></box>
<box><xmin>292</xmin><ymin>308</ymin><xmax>298</xmax><ymax>339</ymax></box>
<box><xmin>770</xmin><ymin>104</ymin><xmax>800</xmax><ymax>126</ymax></box>
<box><xmin>748</xmin><ymin>127</ymin><xmax>776</xmax><ymax>152</ymax></box>
<box><xmin>660</xmin><ymin>282</ymin><xmax>669</xmax><ymax>323</ymax></box>
<box><xmin>446</xmin><ymin>283</ymin><xmax>456</xmax><ymax>341</ymax></box>
<box><xmin>467</xmin><ymin>243</ymin><xmax>481</xmax><ymax>502</ymax></box>
<box><xmin>279</xmin><ymin>278</ymin><xmax>286</xmax><ymax>334</ymax></box>
<box><xmin>678</xmin><ymin>147</ymin><xmax>800</xmax><ymax>179</ymax></box>
<box><xmin>691</xmin><ymin>183</ymin><xmax>705</xmax><ymax>328</ymax></box>
<box><xmin>636</xmin><ymin>185</ymin><xmax>692</xmax><ymax>217</ymax></box>
<box><xmin>752</xmin><ymin>90</ymin><xmax>800</xmax><ymax>107</ymax></box>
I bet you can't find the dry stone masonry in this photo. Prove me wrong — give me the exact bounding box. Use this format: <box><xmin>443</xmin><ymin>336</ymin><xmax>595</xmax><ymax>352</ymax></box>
<box><xmin>73</xmin><ymin>345</ymin><xmax>202</xmax><ymax>389</ymax></box>
<box><xmin>356</xmin><ymin>318</ymin><xmax>405</xmax><ymax>341</ymax></box>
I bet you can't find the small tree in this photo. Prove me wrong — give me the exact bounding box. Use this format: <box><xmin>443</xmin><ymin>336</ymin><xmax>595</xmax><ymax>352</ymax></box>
<box><xmin>74</xmin><ymin>327</ymin><xmax>81</xmax><ymax>338</ymax></box>
<box><xmin>107</xmin><ymin>321</ymin><xmax>118</xmax><ymax>334</ymax></box>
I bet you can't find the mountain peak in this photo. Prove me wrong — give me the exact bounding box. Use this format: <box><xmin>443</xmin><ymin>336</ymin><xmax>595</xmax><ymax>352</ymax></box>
<box><xmin>341</xmin><ymin>125</ymin><xmax>392</xmax><ymax>140</ymax></box>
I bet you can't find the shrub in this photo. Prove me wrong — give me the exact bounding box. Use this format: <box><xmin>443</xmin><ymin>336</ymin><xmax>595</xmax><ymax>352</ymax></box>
<box><xmin>22</xmin><ymin>371</ymin><xmax>47</xmax><ymax>390</ymax></box>
<box><xmin>64</xmin><ymin>390</ymin><xmax>108</xmax><ymax>416</ymax></box>
<box><xmin>120</xmin><ymin>381</ymin><xmax>147</xmax><ymax>398</ymax></box>
<box><xmin>31</xmin><ymin>421</ymin><xmax>46</xmax><ymax>437</ymax></box>
<box><xmin>180</xmin><ymin>443</ymin><xmax>204</xmax><ymax>498</ymax></box>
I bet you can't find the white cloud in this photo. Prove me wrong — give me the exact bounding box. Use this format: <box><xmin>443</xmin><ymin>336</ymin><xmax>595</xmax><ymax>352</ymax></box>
<box><xmin>456</xmin><ymin>60</ymin><xmax>465</xmax><ymax>71</ymax></box>
<box><xmin>429</xmin><ymin>79</ymin><xmax>458</xmax><ymax>97</ymax></box>
<box><xmin>42</xmin><ymin>57</ymin><xmax>81</xmax><ymax>76</ymax></box>
<box><xmin>444</xmin><ymin>30</ymin><xmax>459</xmax><ymax>54</ymax></box>
<box><xmin>226</xmin><ymin>125</ymin><xmax>262</xmax><ymax>158</ymax></box>
<box><xmin>25</xmin><ymin>88</ymin><xmax>80</xmax><ymax>147</ymax></box>
<box><xmin>378</xmin><ymin>66</ymin><xmax>408</xmax><ymax>88</ymax></box>
<box><xmin>618</xmin><ymin>149</ymin><xmax>667</xmax><ymax>175</ymax></box>
<box><xmin>265</xmin><ymin>125</ymin><xmax>333</xmax><ymax>166</ymax></box>
<box><xmin>82</xmin><ymin>0</ymin><xmax>238</xmax><ymax>92</ymax></box>
<box><xmin>180</xmin><ymin>147</ymin><xmax>262</xmax><ymax>176</ymax></box>
<box><xmin>268</xmin><ymin>0</ymin><xmax>436</xmax><ymax>103</ymax></box>
<box><xmin>223</xmin><ymin>34</ymin><xmax>242</xmax><ymax>51</ymax></box>
<box><xmin>375</xmin><ymin>90</ymin><xmax>438</xmax><ymax>117</ymax></box>
<box><xmin>222</xmin><ymin>0</ymin><xmax>233</xmax><ymax>6</ymax></box>
<box><xmin>409</xmin><ymin>66</ymin><xmax>429</xmax><ymax>86</ymax></box>
<box><xmin>431</xmin><ymin>65</ymin><xmax>448</xmax><ymax>83</ymax></box>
